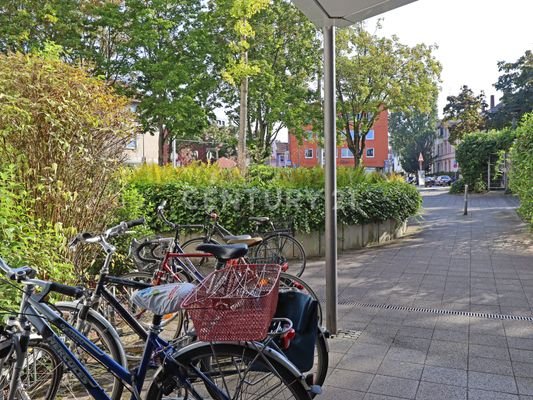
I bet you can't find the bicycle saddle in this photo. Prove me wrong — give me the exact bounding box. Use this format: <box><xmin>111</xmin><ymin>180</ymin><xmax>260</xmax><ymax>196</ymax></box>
<box><xmin>225</xmin><ymin>237</ymin><xmax>263</xmax><ymax>247</ymax></box>
<box><xmin>249</xmin><ymin>217</ymin><xmax>270</xmax><ymax>224</ymax></box>
<box><xmin>195</xmin><ymin>243</ymin><xmax>248</xmax><ymax>261</ymax></box>
<box><xmin>131</xmin><ymin>283</ymin><xmax>196</xmax><ymax>316</ymax></box>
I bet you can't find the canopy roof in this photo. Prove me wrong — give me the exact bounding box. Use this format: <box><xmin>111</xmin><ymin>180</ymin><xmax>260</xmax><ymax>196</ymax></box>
<box><xmin>292</xmin><ymin>0</ymin><xmax>417</xmax><ymax>27</ymax></box>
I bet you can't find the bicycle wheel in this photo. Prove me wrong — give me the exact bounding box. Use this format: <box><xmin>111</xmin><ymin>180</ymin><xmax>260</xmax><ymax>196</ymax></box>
<box><xmin>310</xmin><ymin>329</ymin><xmax>328</xmax><ymax>391</ymax></box>
<box><xmin>107</xmin><ymin>271</ymin><xmax>185</xmax><ymax>347</ymax></box>
<box><xmin>254</xmin><ymin>233</ymin><xmax>306</xmax><ymax>277</ymax></box>
<box><xmin>146</xmin><ymin>342</ymin><xmax>311</xmax><ymax>400</ymax></box>
<box><xmin>53</xmin><ymin>304</ymin><xmax>125</xmax><ymax>400</ymax></box>
<box><xmin>179</xmin><ymin>237</ymin><xmax>219</xmax><ymax>280</ymax></box>
<box><xmin>0</xmin><ymin>339</ymin><xmax>63</xmax><ymax>400</ymax></box>
<box><xmin>279</xmin><ymin>273</ymin><xmax>323</xmax><ymax>325</ymax></box>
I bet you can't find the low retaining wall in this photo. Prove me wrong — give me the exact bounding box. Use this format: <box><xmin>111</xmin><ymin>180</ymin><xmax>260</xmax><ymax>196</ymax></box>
<box><xmin>294</xmin><ymin>219</ymin><xmax>408</xmax><ymax>258</ymax></box>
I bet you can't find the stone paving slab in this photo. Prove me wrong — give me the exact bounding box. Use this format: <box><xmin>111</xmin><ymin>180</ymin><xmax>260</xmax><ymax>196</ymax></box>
<box><xmin>305</xmin><ymin>188</ymin><xmax>533</xmax><ymax>399</ymax></box>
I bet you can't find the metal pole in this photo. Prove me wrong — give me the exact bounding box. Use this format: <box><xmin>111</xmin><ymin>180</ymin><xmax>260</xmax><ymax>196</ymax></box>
<box><xmin>463</xmin><ymin>184</ymin><xmax>468</xmax><ymax>215</ymax></box>
<box><xmin>487</xmin><ymin>160</ymin><xmax>490</xmax><ymax>192</ymax></box>
<box><xmin>323</xmin><ymin>25</ymin><xmax>338</xmax><ymax>334</ymax></box>
<box><xmin>172</xmin><ymin>139</ymin><xmax>177</xmax><ymax>167</ymax></box>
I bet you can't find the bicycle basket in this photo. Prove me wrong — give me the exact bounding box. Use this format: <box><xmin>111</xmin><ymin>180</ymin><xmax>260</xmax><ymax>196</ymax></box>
<box><xmin>242</xmin><ymin>256</ymin><xmax>289</xmax><ymax>272</ymax></box>
<box><xmin>181</xmin><ymin>264</ymin><xmax>281</xmax><ymax>341</ymax></box>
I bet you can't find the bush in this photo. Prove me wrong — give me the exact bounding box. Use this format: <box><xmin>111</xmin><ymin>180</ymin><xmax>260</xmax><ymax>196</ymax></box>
<box><xmin>0</xmin><ymin>164</ymin><xmax>73</xmax><ymax>307</ymax></box>
<box><xmin>455</xmin><ymin>129</ymin><xmax>516</xmax><ymax>189</ymax></box>
<box><xmin>509</xmin><ymin>113</ymin><xmax>533</xmax><ymax>226</ymax></box>
<box><xmin>0</xmin><ymin>52</ymin><xmax>136</xmax><ymax>236</ymax></box>
<box><xmin>129</xmin><ymin>180</ymin><xmax>421</xmax><ymax>234</ymax></box>
<box><xmin>449</xmin><ymin>179</ymin><xmax>465</xmax><ymax>194</ymax></box>
<box><xmin>129</xmin><ymin>164</ymin><xmax>396</xmax><ymax>190</ymax></box>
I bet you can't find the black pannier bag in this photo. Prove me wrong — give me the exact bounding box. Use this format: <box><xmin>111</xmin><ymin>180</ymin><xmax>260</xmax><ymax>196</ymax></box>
<box><xmin>274</xmin><ymin>290</ymin><xmax>318</xmax><ymax>372</ymax></box>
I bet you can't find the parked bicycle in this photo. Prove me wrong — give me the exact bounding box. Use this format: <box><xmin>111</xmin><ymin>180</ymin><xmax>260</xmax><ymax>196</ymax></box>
<box><xmin>185</xmin><ymin>211</ymin><xmax>306</xmax><ymax>276</ymax></box>
<box><xmin>0</xmin><ymin>256</ymin><xmax>314</xmax><ymax>400</ymax></box>
<box><xmin>60</xmin><ymin>218</ymin><xmax>327</xmax><ymax>393</ymax></box>
<box><xmin>124</xmin><ymin>205</ymin><xmax>328</xmax><ymax>389</ymax></box>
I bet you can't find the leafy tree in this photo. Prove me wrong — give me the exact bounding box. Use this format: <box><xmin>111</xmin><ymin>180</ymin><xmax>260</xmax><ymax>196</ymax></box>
<box><xmin>390</xmin><ymin>109</ymin><xmax>438</xmax><ymax>173</ymax></box>
<box><xmin>336</xmin><ymin>24</ymin><xmax>441</xmax><ymax>167</ymax></box>
<box><xmin>216</xmin><ymin>0</ymin><xmax>270</xmax><ymax>171</ymax></box>
<box><xmin>489</xmin><ymin>50</ymin><xmax>533</xmax><ymax>129</ymax></box>
<box><xmin>443</xmin><ymin>85</ymin><xmax>488</xmax><ymax>143</ymax></box>
<box><xmin>0</xmin><ymin>0</ymin><xmax>80</xmax><ymax>54</ymax></box>
<box><xmin>126</xmin><ymin>0</ymin><xmax>218</xmax><ymax>165</ymax></box>
<box><xmin>244</xmin><ymin>1</ymin><xmax>321</xmax><ymax>162</ymax></box>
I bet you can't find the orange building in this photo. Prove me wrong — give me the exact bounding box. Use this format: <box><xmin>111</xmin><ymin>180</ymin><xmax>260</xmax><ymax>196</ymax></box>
<box><xmin>288</xmin><ymin>110</ymin><xmax>389</xmax><ymax>169</ymax></box>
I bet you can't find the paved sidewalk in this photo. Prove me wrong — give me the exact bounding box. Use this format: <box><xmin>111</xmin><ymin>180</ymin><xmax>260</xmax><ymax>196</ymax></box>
<box><xmin>305</xmin><ymin>187</ymin><xmax>533</xmax><ymax>400</ymax></box>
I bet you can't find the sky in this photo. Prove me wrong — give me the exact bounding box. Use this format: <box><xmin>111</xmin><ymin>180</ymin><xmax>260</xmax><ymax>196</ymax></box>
<box><xmin>366</xmin><ymin>0</ymin><xmax>533</xmax><ymax>117</ymax></box>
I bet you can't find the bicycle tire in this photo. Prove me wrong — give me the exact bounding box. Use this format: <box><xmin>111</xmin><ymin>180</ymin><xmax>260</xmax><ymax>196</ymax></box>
<box><xmin>53</xmin><ymin>304</ymin><xmax>125</xmax><ymax>400</ymax></box>
<box><xmin>253</xmin><ymin>233</ymin><xmax>306</xmax><ymax>277</ymax></box>
<box><xmin>108</xmin><ymin>271</ymin><xmax>185</xmax><ymax>345</ymax></box>
<box><xmin>1</xmin><ymin>339</ymin><xmax>63</xmax><ymax>400</ymax></box>
<box><xmin>146</xmin><ymin>341</ymin><xmax>311</xmax><ymax>400</ymax></box>
<box><xmin>179</xmin><ymin>237</ymin><xmax>220</xmax><ymax>280</ymax></box>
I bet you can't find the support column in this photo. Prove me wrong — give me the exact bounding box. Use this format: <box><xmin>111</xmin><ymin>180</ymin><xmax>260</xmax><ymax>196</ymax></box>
<box><xmin>323</xmin><ymin>25</ymin><xmax>338</xmax><ymax>334</ymax></box>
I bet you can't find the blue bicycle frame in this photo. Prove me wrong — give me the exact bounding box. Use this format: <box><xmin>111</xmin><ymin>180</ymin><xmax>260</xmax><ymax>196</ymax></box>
<box><xmin>21</xmin><ymin>284</ymin><xmax>229</xmax><ymax>400</ymax></box>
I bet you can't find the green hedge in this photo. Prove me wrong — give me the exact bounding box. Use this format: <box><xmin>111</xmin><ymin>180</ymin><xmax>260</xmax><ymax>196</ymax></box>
<box><xmin>509</xmin><ymin>113</ymin><xmax>533</xmax><ymax>226</ymax></box>
<box><xmin>130</xmin><ymin>181</ymin><xmax>421</xmax><ymax>234</ymax></box>
<box><xmin>455</xmin><ymin>129</ymin><xmax>516</xmax><ymax>188</ymax></box>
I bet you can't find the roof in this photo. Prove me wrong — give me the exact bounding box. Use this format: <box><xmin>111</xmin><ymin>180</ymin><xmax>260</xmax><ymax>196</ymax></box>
<box><xmin>291</xmin><ymin>0</ymin><xmax>418</xmax><ymax>27</ymax></box>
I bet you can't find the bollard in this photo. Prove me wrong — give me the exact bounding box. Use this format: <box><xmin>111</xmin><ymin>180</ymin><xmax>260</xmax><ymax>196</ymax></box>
<box><xmin>463</xmin><ymin>184</ymin><xmax>469</xmax><ymax>215</ymax></box>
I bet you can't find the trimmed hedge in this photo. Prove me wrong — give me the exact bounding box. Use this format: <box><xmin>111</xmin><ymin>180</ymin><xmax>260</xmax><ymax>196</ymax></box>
<box><xmin>509</xmin><ymin>113</ymin><xmax>533</xmax><ymax>226</ymax></box>
<box><xmin>131</xmin><ymin>181</ymin><xmax>422</xmax><ymax>234</ymax></box>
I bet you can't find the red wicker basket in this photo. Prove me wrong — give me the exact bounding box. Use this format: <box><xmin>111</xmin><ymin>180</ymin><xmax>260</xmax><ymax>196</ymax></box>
<box><xmin>181</xmin><ymin>264</ymin><xmax>281</xmax><ymax>341</ymax></box>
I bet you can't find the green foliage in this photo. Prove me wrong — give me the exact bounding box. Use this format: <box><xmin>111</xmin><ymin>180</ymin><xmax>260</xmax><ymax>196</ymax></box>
<box><xmin>128</xmin><ymin>164</ymin><xmax>395</xmax><ymax>190</ymax></box>
<box><xmin>335</xmin><ymin>24</ymin><xmax>441</xmax><ymax>166</ymax></box>
<box><xmin>489</xmin><ymin>50</ymin><xmax>533</xmax><ymax>129</ymax></box>
<box><xmin>390</xmin><ymin>109</ymin><xmax>438</xmax><ymax>173</ymax></box>
<box><xmin>129</xmin><ymin>180</ymin><xmax>421</xmax><ymax>235</ymax></box>
<box><xmin>449</xmin><ymin>178</ymin><xmax>465</xmax><ymax>194</ymax></box>
<box><xmin>455</xmin><ymin>129</ymin><xmax>516</xmax><ymax>189</ymax></box>
<box><xmin>0</xmin><ymin>164</ymin><xmax>73</xmax><ymax>308</ymax></box>
<box><xmin>443</xmin><ymin>85</ymin><xmax>488</xmax><ymax>143</ymax></box>
<box><xmin>0</xmin><ymin>53</ymin><xmax>135</xmax><ymax>236</ymax></box>
<box><xmin>509</xmin><ymin>113</ymin><xmax>533</xmax><ymax>226</ymax></box>
<box><xmin>128</xmin><ymin>163</ymin><xmax>245</xmax><ymax>187</ymax></box>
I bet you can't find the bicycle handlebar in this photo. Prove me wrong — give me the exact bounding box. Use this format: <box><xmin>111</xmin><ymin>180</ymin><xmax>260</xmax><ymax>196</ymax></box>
<box><xmin>69</xmin><ymin>218</ymin><xmax>145</xmax><ymax>249</ymax></box>
<box><xmin>0</xmin><ymin>258</ymin><xmax>84</xmax><ymax>298</ymax></box>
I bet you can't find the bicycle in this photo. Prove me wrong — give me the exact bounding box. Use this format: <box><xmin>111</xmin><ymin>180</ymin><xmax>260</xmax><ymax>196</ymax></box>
<box><xmin>173</xmin><ymin>207</ymin><xmax>307</xmax><ymax>277</ymax></box>
<box><xmin>57</xmin><ymin>219</ymin><xmax>325</xmax><ymax>394</ymax></box>
<box><xmin>0</xmin><ymin>257</ymin><xmax>314</xmax><ymax>400</ymax></box>
<box><xmin>124</xmin><ymin>208</ymin><xmax>328</xmax><ymax>390</ymax></box>
<box><xmin>0</xmin><ymin>317</ymin><xmax>62</xmax><ymax>400</ymax></box>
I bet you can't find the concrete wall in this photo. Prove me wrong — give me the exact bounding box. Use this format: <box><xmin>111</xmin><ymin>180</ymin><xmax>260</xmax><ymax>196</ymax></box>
<box><xmin>294</xmin><ymin>219</ymin><xmax>408</xmax><ymax>257</ymax></box>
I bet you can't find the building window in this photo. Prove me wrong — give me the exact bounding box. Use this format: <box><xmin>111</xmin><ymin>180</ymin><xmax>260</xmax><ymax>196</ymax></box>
<box><xmin>341</xmin><ymin>148</ymin><xmax>354</xmax><ymax>158</ymax></box>
<box><xmin>366</xmin><ymin>148</ymin><xmax>375</xmax><ymax>158</ymax></box>
<box><xmin>366</xmin><ymin>129</ymin><xmax>375</xmax><ymax>140</ymax></box>
<box><xmin>305</xmin><ymin>130</ymin><xmax>314</xmax><ymax>141</ymax></box>
<box><xmin>126</xmin><ymin>137</ymin><xmax>137</xmax><ymax>150</ymax></box>
<box><xmin>304</xmin><ymin>149</ymin><xmax>313</xmax><ymax>158</ymax></box>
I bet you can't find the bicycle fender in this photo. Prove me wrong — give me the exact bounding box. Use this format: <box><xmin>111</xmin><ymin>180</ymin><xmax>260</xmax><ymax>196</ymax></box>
<box><xmin>54</xmin><ymin>301</ymin><xmax>128</xmax><ymax>369</ymax></box>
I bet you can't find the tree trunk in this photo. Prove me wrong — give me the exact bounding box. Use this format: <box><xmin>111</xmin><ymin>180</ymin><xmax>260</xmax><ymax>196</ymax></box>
<box><xmin>158</xmin><ymin>124</ymin><xmax>166</xmax><ymax>166</ymax></box>
<box><xmin>237</xmin><ymin>52</ymin><xmax>248</xmax><ymax>173</ymax></box>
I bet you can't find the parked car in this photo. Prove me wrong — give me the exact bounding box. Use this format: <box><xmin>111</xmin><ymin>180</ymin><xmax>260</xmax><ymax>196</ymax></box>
<box><xmin>436</xmin><ymin>175</ymin><xmax>452</xmax><ymax>186</ymax></box>
<box><xmin>424</xmin><ymin>176</ymin><xmax>435</xmax><ymax>187</ymax></box>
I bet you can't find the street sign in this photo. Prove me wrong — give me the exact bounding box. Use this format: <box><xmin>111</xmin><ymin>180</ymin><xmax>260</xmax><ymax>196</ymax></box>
<box><xmin>418</xmin><ymin>153</ymin><xmax>424</xmax><ymax>162</ymax></box>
